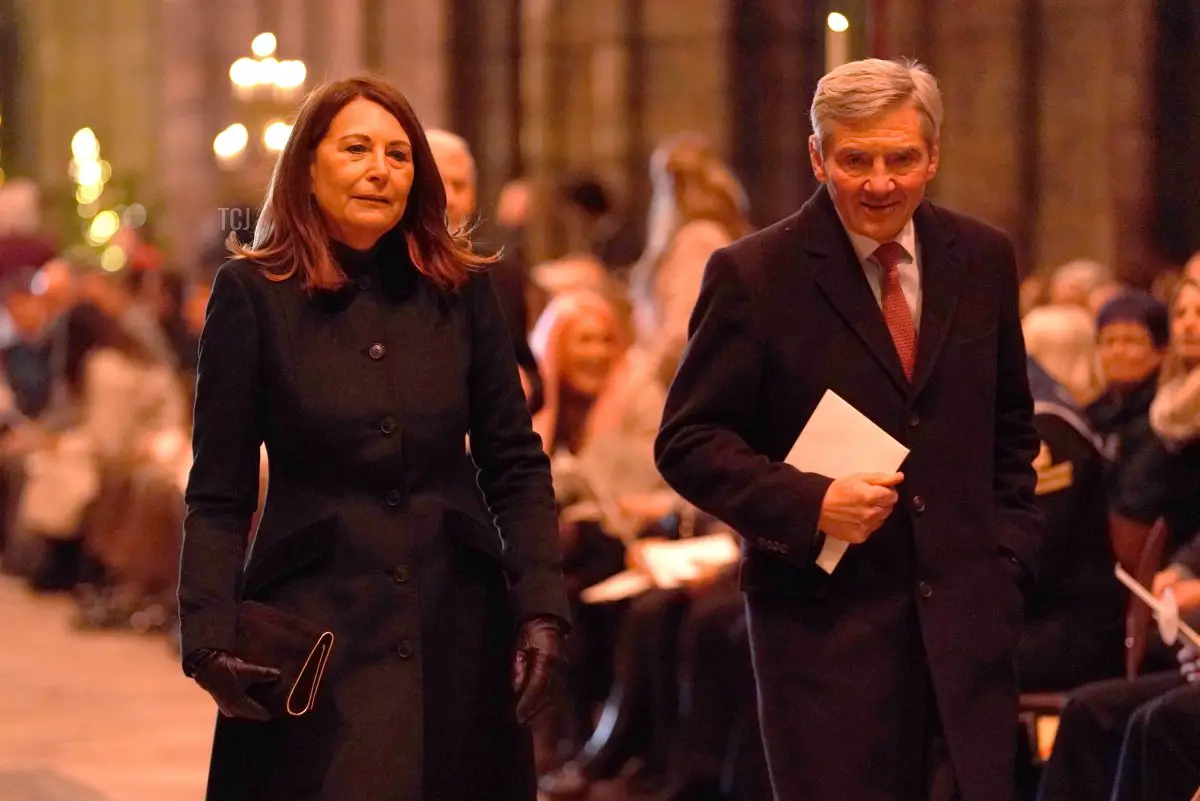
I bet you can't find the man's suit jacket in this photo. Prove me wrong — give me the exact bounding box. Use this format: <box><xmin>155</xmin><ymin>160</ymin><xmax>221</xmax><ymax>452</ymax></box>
<box><xmin>655</xmin><ymin>186</ymin><xmax>1042</xmax><ymax>801</ymax></box>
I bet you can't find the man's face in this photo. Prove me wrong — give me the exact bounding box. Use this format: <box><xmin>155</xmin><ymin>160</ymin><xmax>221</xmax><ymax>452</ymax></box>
<box><xmin>809</xmin><ymin>103</ymin><xmax>939</xmax><ymax>243</ymax></box>
<box><xmin>429</xmin><ymin>142</ymin><xmax>477</xmax><ymax>232</ymax></box>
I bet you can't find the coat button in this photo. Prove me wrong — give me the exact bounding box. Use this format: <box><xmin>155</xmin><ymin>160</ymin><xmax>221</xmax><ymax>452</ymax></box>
<box><xmin>918</xmin><ymin>581</ymin><xmax>934</xmax><ymax>599</ymax></box>
<box><xmin>368</xmin><ymin>342</ymin><xmax>386</xmax><ymax>360</ymax></box>
<box><xmin>913</xmin><ymin>495</ymin><xmax>926</xmax><ymax>513</ymax></box>
<box><xmin>357</xmin><ymin>275</ymin><xmax>373</xmax><ymax>291</ymax></box>
<box><xmin>386</xmin><ymin>489</ymin><xmax>402</xmax><ymax>507</ymax></box>
<box><xmin>908</xmin><ymin>412</ymin><xmax>920</xmax><ymax>427</ymax></box>
<box><xmin>380</xmin><ymin>416</ymin><xmax>397</xmax><ymax>434</ymax></box>
<box><xmin>396</xmin><ymin>640</ymin><xmax>414</xmax><ymax>659</ymax></box>
<box><xmin>390</xmin><ymin>565</ymin><xmax>410</xmax><ymax>584</ymax></box>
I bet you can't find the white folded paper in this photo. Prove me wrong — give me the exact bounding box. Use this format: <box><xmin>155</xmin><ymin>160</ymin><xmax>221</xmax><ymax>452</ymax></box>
<box><xmin>581</xmin><ymin>569</ymin><xmax>655</xmax><ymax>604</ymax></box>
<box><xmin>580</xmin><ymin>532</ymin><xmax>741</xmax><ymax>603</ymax></box>
<box><xmin>785</xmin><ymin>390</ymin><xmax>910</xmax><ymax>573</ymax></box>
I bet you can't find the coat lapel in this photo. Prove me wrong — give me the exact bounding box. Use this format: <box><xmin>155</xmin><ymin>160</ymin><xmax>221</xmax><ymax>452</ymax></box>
<box><xmin>804</xmin><ymin>188</ymin><xmax>911</xmax><ymax>395</ymax></box>
<box><xmin>909</xmin><ymin>201</ymin><xmax>962</xmax><ymax>397</ymax></box>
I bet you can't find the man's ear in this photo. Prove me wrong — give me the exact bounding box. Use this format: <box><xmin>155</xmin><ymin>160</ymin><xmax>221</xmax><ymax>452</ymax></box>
<box><xmin>925</xmin><ymin>140</ymin><xmax>940</xmax><ymax>182</ymax></box>
<box><xmin>809</xmin><ymin>135</ymin><xmax>827</xmax><ymax>183</ymax></box>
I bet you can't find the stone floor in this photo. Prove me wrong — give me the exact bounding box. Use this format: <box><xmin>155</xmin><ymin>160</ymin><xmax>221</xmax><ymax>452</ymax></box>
<box><xmin>0</xmin><ymin>576</ymin><xmax>630</xmax><ymax>801</ymax></box>
<box><xmin>0</xmin><ymin>579</ymin><xmax>213</xmax><ymax>801</ymax></box>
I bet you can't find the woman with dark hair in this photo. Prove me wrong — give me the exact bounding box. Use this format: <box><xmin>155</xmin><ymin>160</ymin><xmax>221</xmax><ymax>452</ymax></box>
<box><xmin>19</xmin><ymin>299</ymin><xmax>183</xmax><ymax>592</ymax></box>
<box><xmin>178</xmin><ymin>75</ymin><xmax>569</xmax><ymax>800</ymax></box>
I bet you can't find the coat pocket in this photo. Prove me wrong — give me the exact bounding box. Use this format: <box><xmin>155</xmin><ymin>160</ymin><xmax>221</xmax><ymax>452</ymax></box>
<box><xmin>441</xmin><ymin>506</ymin><xmax>505</xmax><ymax>562</ymax></box>
<box><xmin>242</xmin><ymin>515</ymin><xmax>339</xmax><ymax>601</ymax></box>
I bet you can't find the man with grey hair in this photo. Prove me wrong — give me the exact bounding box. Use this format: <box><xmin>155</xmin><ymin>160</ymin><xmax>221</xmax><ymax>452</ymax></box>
<box><xmin>1046</xmin><ymin>258</ymin><xmax>1114</xmax><ymax>309</ymax></box>
<box><xmin>656</xmin><ymin>58</ymin><xmax>1042</xmax><ymax>801</ymax></box>
<box><xmin>426</xmin><ymin>128</ymin><xmax>478</xmax><ymax>233</ymax></box>
<box><xmin>426</xmin><ymin>130</ymin><xmax>543</xmax><ymax>411</ymax></box>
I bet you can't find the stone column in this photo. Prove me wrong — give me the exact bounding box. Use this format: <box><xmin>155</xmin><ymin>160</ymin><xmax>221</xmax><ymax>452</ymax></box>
<box><xmin>1109</xmin><ymin>0</ymin><xmax>1157</xmax><ymax>281</ymax></box>
<box><xmin>727</xmin><ymin>0</ymin><xmax>825</xmax><ymax>226</ymax></box>
<box><xmin>382</xmin><ymin>0</ymin><xmax>447</xmax><ymax>126</ymax></box>
<box><xmin>159</xmin><ymin>0</ymin><xmax>217</xmax><ymax>261</ymax></box>
<box><xmin>321</xmin><ymin>0</ymin><xmax>363</xmax><ymax>80</ymax></box>
<box><xmin>1035</xmin><ymin>0</ymin><xmax>1118</xmax><ymax>274</ymax></box>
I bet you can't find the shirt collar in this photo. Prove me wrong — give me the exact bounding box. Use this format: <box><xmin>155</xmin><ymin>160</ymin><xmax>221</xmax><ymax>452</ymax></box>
<box><xmin>838</xmin><ymin>215</ymin><xmax>918</xmax><ymax>267</ymax></box>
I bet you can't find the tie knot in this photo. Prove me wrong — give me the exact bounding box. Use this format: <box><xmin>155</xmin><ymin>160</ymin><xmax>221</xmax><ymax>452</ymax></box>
<box><xmin>873</xmin><ymin>242</ymin><xmax>905</xmax><ymax>273</ymax></box>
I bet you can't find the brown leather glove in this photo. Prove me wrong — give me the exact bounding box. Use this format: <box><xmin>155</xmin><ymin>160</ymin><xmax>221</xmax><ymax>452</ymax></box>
<box><xmin>512</xmin><ymin>616</ymin><xmax>568</xmax><ymax>724</ymax></box>
<box><xmin>189</xmin><ymin>649</ymin><xmax>281</xmax><ymax>722</ymax></box>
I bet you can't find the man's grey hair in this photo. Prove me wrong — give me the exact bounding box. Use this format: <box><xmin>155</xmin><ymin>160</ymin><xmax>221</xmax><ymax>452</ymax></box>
<box><xmin>810</xmin><ymin>58</ymin><xmax>944</xmax><ymax>154</ymax></box>
<box><xmin>425</xmin><ymin>128</ymin><xmax>476</xmax><ymax>180</ymax></box>
<box><xmin>1049</xmin><ymin>259</ymin><xmax>1113</xmax><ymax>297</ymax></box>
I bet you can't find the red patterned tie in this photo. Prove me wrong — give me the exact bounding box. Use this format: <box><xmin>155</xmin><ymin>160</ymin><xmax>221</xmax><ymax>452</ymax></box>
<box><xmin>874</xmin><ymin>242</ymin><xmax>917</xmax><ymax>380</ymax></box>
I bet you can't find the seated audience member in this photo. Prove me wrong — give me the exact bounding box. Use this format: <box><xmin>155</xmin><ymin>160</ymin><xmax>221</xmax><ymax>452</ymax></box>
<box><xmin>78</xmin><ymin>268</ymin><xmax>176</xmax><ymax>368</ymax></box>
<box><xmin>1150</xmin><ymin>278</ymin><xmax>1200</xmax><ymax>456</ymax></box>
<box><xmin>0</xmin><ymin>178</ymin><xmax>56</xmax><ymax>276</ymax></box>
<box><xmin>1047</xmin><ymin>258</ymin><xmax>1113</xmax><ymax>310</ymax></box>
<box><xmin>1037</xmin><ymin>563</ymin><xmax>1200</xmax><ymax>801</ymax></box>
<box><xmin>1038</xmin><ymin>281</ymin><xmax>1200</xmax><ymax>801</ymax></box>
<box><xmin>559</xmin><ymin>176</ymin><xmax>643</xmax><ymax>276</ymax></box>
<box><xmin>627</xmin><ymin>133</ymin><xmax>751</xmax><ymax>387</ymax></box>
<box><xmin>1020</xmin><ymin>272</ymin><xmax>1047</xmax><ymax>318</ymax></box>
<box><xmin>531</xmin><ymin>290</ymin><xmax>672</xmax><ymax>543</ymax></box>
<box><xmin>1086</xmin><ymin>292</ymin><xmax>1177</xmax><ymax>549</ymax></box>
<box><xmin>1020</xmin><ymin>357</ymin><xmax>1125</xmax><ymax>691</ymax></box>
<box><xmin>542</xmin><ymin>520</ymin><xmax>743</xmax><ymax>800</ymax></box>
<box><xmin>17</xmin><ymin>301</ymin><xmax>183</xmax><ymax>592</ymax></box>
<box><xmin>0</xmin><ymin>268</ymin><xmax>53</xmax><ymax>420</ymax></box>
<box><xmin>528</xmin><ymin>290</ymin><xmax>635</xmax><ymax>761</ymax></box>
<box><xmin>655</xmin><ymin>568</ymin><xmax>772</xmax><ymax>801</ymax></box>
<box><xmin>1108</xmin><ymin>646</ymin><xmax>1200</xmax><ymax>800</ymax></box>
<box><xmin>1143</xmin><ymin>277</ymin><xmax>1200</xmax><ymax>648</ymax></box>
<box><xmin>1186</xmin><ymin>249</ymin><xmax>1200</xmax><ymax>284</ymax></box>
<box><xmin>1022</xmin><ymin>305</ymin><xmax>1103</xmax><ymax>405</ymax></box>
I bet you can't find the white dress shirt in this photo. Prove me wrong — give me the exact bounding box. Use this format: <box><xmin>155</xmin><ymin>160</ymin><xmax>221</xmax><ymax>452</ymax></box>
<box><xmin>839</xmin><ymin>217</ymin><xmax>923</xmax><ymax>333</ymax></box>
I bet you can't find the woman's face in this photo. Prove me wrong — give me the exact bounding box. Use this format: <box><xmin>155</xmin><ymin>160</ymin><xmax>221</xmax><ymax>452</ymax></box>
<box><xmin>559</xmin><ymin>309</ymin><xmax>619</xmax><ymax>396</ymax></box>
<box><xmin>310</xmin><ymin>98</ymin><xmax>414</xmax><ymax>250</ymax></box>
<box><xmin>1172</xmin><ymin>283</ymin><xmax>1200</xmax><ymax>367</ymax></box>
<box><xmin>1097</xmin><ymin>321</ymin><xmax>1163</xmax><ymax>387</ymax></box>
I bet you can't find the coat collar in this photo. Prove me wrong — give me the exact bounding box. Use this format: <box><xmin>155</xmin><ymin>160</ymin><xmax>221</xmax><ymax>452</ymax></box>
<box><xmin>802</xmin><ymin>185</ymin><xmax>961</xmax><ymax>399</ymax></box>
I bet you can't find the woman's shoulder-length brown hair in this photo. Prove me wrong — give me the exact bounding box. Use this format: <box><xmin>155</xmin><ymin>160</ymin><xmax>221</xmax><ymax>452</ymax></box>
<box><xmin>231</xmin><ymin>74</ymin><xmax>492</xmax><ymax>293</ymax></box>
<box><xmin>1161</xmin><ymin>276</ymin><xmax>1200</xmax><ymax>384</ymax></box>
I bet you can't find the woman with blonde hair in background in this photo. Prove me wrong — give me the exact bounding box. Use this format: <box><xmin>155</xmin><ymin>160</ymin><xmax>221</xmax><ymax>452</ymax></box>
<box><xmin>529</xmin><ymin>291</ymin><xmax>627</xmax><ymax>461</ymax></box>
<box><xmin>527</xmin><ymin>290</ymin><xmax>633</xmax><ymax>771</ymax></box>
<box><xmin>628</xmin><ymin>132</ymin><xmax>751</xmax><ymax>383</ymax></box>
<box><xmin>1151</xmin><ymin>276</ymin><xmax>1200</xmax><ymax>452</ymax></box>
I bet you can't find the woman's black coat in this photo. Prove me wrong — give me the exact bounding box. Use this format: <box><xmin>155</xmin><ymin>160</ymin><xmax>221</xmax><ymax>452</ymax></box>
<box><xmin>178</xmin><ymin>240</ymin><xmax>569</xmax><ymax>800</ymax></box>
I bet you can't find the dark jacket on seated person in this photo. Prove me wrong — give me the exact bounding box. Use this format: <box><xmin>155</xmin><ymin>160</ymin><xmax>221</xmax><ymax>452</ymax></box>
<box><xmin>1019</xmin><ymin>360</ymin><xmax>1125</xmax><ymax>692</ymax></box>
<box><xmin>1087</xmin><ymin>374</ymin><xmax>1172</xmax><ymax>526</ymax></box>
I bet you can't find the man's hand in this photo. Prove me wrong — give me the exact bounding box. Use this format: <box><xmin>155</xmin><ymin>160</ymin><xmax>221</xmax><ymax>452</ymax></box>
<box><xmin>1154</xmin><ymin>565</ymin><xmax>1188</xmax><ymax>598</ymax></box>
<box><xmin>1178</xmin><ymin>645</ymin><xmax>1199</xmax><ymax>683</ymax></box>
<box><xmin>818</xmin><ymin>472</ymin><xmax>904</xmax><ymax>545</ymax></box>
<box><xmin>1171</xmin><ymin>579</ymin><xmax>1200</xmax><ymax>614</ymax></box>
